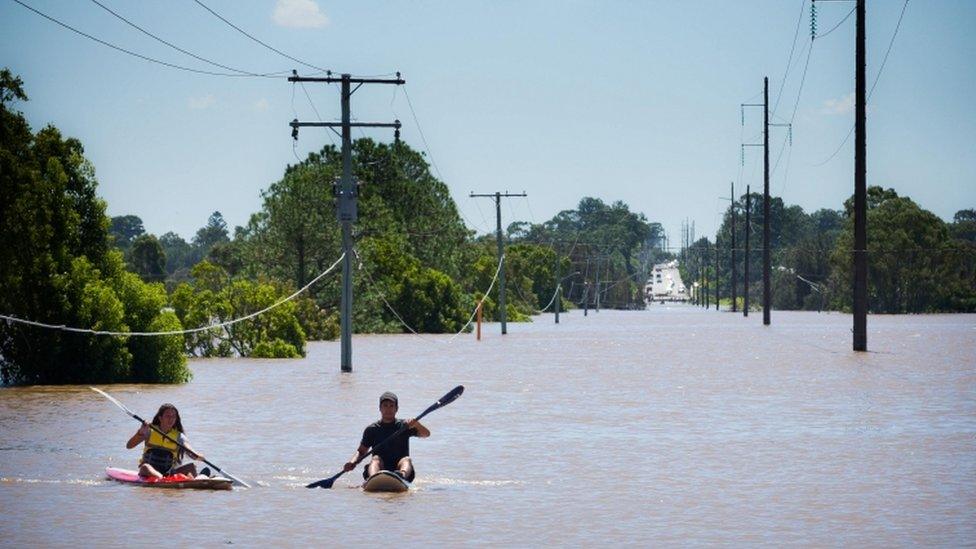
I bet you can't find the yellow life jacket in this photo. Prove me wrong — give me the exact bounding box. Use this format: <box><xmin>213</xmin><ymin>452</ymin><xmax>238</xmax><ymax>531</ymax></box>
<box><xmin>141</xmin><ymin>427</ymin><xmax>181</xmax><ymax>471</ymax></box>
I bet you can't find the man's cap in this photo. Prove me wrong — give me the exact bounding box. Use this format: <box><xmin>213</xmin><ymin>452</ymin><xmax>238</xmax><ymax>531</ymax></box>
<box><xmin>379</xmin><ymin>391</ymin><xmax>398</xmax><ymax>406</ymax></box>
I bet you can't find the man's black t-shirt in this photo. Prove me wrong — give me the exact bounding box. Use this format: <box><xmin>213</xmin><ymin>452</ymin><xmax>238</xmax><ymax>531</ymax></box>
<box><xmin>361</xmin><ymin>419</ymin><xmax>417</xmax><ymax>470</ymax></box>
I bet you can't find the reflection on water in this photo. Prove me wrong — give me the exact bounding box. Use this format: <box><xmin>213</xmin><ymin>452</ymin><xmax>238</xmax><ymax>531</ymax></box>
<box><xmin>1</xmin><ymin>307</ymin><xmax>974</xmax><ymax>546</ymax></box>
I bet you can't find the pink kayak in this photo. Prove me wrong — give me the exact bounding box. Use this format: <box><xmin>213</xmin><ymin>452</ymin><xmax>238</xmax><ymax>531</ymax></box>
<box><xmin>105</xmin><ymin>467</ymin><xmax>233</xmax><ymax>490</ymax></box>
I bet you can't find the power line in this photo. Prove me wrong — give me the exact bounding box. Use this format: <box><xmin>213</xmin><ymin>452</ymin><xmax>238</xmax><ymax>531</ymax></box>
<box><xmin>816</xmin><ymin>6</ymin><xmax>856</xmax><ymax>40</ymax></box>
<box><xmin>402</xmin><ymin>86</ymin><xmax>444</xmax><ymax>182</ymax></box>
<box><xmin>86</xmin><ymin>0</ymin><xmax>287</xmax><ymax>78</ymax></box>
<box><xmin>0</xmin><ymin>253</ymin><xmax>345</xmax><ymax>336</ymax></box>
<box><xmin>398</xmin><ymin>85</ymin><xmax>488</xmax><ymax>233</ymax></box>
<box><xmin>10</xmin><ymin>0</ymin><xmax>278</xmax><ymax>78</ymax></box>
<box><xmin>297</xmin><ymin>81</ymin><xmax>338</xmax><ymax>148</ymax></box>
<box><xmin>811</xmin><ymin>0</ymin><xmax>910</xmax><ymax>167</ymax></box>
<box><xmin>192</xmin><ymin>0</ymin><xmax>330</xmax><ymax>73</ymax></box>
<box><xmin>773</xmin><ymin>0</ymin><xmax>807</xmax><ymax>117</ymax></box>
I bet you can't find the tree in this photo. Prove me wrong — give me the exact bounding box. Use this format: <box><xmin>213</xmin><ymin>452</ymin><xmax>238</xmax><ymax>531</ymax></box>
<box><xmin>239</xmin><ymin>161</ymin><xmax>339</xmax><ymax>288</ymax></box>
<box><xmin>0</xmin><ymin>69</ymin><xmax>188</xmax><ymax>384</ymax></box>
<box><xmin>950</xmin><ymin>209</ymin><xmax>976</xmax><ymax>242</ymax></box>
<box><xmin>171</xmin><ymin>261</ymin><xmax>309</xmax><ymax>357</ymax></box>
<box><xmin>191</xmin><ymin>211</ymin><xmax>230</xmax><ymax>264</ymax></box>
<box><xmin>158</xmin><ymin>231</ymin><xmax>192</xmax><ymax>277</ymax></box>
<box><xmin>128</xmin><ymin>234</ymin><xmax>167</xmax><ymax>282</ymax></box>
<box><xmin>505</xmin><ymin>197</ymin><xmax>657</xmax><ymax>309</ymax></box>
<box><xmin>235</xmin><ymin>139</ymin><xmax>473</xmax><ymax>333</ymax></box>
<box><xmin>830</xmin><ymin>188</ymin><xmax>956</xmax><ymax>313</ymax></box>
<box><xmin>109</xmin><ymin>215</ymin><xmax>145</xmax><ymax>251</ymax></box>
<box><xmin>357</xmin><ymin>236</ymin><xmax>468</xmax><ymax>333</ymax></box>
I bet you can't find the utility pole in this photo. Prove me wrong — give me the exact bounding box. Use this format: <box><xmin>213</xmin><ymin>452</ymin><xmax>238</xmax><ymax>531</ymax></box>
<box><xmin>583</xmin><ymin>282</ymin><xmax>590</xmax><ymax>317</ymax></box>
<box><xmin>700</xmin><ymin>253</ymin><xmax>705</xmax><ymax>308</ymax></box>
<box><xmin>554</xmin><ymin>254</ymin><xmax>561</xmax><ymax>324</ymax></box>
<box><xmin>853</xmin><ymin>0</ymin><xmax>868</xmax><ymax>351</ymax></box>
<box><xmin>470</xmin><ymin>191</ymin><xmax>526</xmax><ymax>334</ymax></box>
<box><xmin>715</xmin><ymin>244</ymin><xmax>719</xmax><ymax>311</ymax></box>
<box><xmin>762</xmin><ymin>76</ymin><xmax>771</xmax><ymax>326</ymax></box>
<box><xmin>742</xmin><ymin>77</ymin><xmax>789</xmax><ymax>326</ymax></box>
<box><xmin>594</xmin><ymin>257</ymin><xmax>601</xmax><ymax>312</ymax></box>
<box><xmin>744</xmin><ymin>185</ymin><xmax>751</xmax><ymax>317</ymax></box>
<box><xmin>288</xmin><ymin>71</ymin><xmax>403</xmax><ymax>373</ymax></box>
<box><xmin>731</xmin><ymin>181</ymin><xmax>738</xmax><ymax>312</ymax></box>
<box><xmin>705</xmin><ymin>250</ymin><xmax>710</xmax><ymax>309</ymax></box>
<box><xmin>583</xmin><ymin>257</ymin><xmax>590</xmax><ymax>316</ymax></box>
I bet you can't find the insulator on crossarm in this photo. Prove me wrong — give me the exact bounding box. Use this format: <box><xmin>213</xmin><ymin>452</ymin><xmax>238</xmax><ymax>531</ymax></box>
<box><xmin>810</xmin><ymin>2</ymin><xmax>818</xmax><ymax>40</ymax></box>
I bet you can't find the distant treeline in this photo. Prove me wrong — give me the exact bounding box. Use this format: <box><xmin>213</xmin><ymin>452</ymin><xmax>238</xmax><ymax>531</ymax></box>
<box><xmin>681</xmin><ymin>190</ymin><xmax>975</xmax><ymax>313</ymax></box>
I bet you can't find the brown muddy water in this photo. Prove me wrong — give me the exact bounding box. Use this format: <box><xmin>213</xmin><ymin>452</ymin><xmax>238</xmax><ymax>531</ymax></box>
<box><xmin>1</xmin><ymin>307</ymin><xmax>974</xmax><ymax>547</ymax></box>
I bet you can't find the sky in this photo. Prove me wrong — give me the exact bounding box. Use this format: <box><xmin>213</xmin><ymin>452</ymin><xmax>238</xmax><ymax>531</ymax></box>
<box><xmin>2</xmin><ymin>0</ymin><xmax>974</xmax><ymax>246</ymax></box>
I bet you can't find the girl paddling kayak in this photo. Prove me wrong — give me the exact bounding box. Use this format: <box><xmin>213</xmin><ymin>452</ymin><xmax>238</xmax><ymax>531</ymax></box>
<box><xmin>126</xmin><ymin>403</ymin><xmax>206</xmax><ymax>479</ymax></box>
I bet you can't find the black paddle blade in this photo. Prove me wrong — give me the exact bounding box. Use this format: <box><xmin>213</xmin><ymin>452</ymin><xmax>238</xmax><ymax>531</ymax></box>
<box><xmin>439</xmin><ymin>385</ymin><xmax>464</xmax><ymax>407</ymax></box>
<box><xmin>416</xmin><ymin>385</ymin><xmax>465</xmax><ymax>421</ymax></box>
<box><xmin>306</xmin><ymin>471</ymin><xmax>343</xmax><ymax>489</ymax></box>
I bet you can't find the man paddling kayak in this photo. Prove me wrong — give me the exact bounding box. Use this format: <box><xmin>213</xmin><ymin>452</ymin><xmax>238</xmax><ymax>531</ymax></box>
<box><xmin>343</xmin><ymin>392</ymin><xmax>430</xmax><ymax>482</ymax></box>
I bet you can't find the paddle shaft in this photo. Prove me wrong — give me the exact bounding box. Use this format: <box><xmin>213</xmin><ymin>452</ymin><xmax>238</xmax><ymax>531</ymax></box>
<box><xmin>307</xmin><ymin>385</ymin><xmax>464</xmax><ymax>488</ymax></box>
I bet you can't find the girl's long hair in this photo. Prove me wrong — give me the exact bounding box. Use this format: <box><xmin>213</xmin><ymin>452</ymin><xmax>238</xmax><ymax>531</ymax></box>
<box><xmin>151</xmin><ymin>403</ymin><xmax>185</xmax><ymax>460</ymax></box>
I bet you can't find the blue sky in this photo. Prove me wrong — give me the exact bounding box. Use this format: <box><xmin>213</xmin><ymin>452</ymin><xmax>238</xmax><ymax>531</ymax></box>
<box><xmin>2</xmin><ymin>0</ymin><xmax>973</xmax><ymax>245</ymax></box>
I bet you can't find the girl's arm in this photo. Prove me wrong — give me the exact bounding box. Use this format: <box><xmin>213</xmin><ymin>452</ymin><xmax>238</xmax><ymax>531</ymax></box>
<box><xmin>179</xmin><ymin>435</ymin><xmax>204</xmax><ymax>461</ymax></box>
<box><xmin>126</xmin><ymin>423</ymin><xmax>149</xmax><ymax>449</ymax></box>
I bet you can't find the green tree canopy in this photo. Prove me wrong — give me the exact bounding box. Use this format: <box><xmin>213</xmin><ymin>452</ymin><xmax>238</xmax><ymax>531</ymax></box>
<box><xmin>109</xmin><ymin>215</ymin><xmax>146</xmax><ymax>250</ymax></box>
<box><xmin>129</xmin><ymin>234</ymin><xmax>167</xmax><ymax>282</ymax></box>
<box><xmin>830</xmin><ymin>187</ymin><xmax>966</xmax><ymax>313</ymax></box>
<box><xmin>0</xmin><ymin>69</ymin><xmax>188</xmax><ymax>385</ymax></box>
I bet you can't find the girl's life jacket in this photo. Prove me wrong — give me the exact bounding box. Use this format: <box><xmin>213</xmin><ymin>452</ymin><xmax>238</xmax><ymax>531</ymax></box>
<box><xmin>140</xmin><ymin>427</ymin><xmax>182</xmax><ymax>473</ymax></box>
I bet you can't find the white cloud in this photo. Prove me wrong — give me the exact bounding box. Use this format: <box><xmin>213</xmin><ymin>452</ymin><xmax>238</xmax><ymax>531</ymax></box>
<box><xmin>187</xmin><ymin>94</ymin><xmax>216</xmax><ymax>110</ymax></box>
<box><xmin>821</xmin><ymin>92</ymin><xmax>855</xmax><ymax>115</ymax></box>
<box><xmin>273</xmin><ymin>0</ymin><xmax>328</xmax><ymax>28</ymax></box>
<box><xmin>254</xmin><ymin>98</ymin><xmax>270</xmax><ymax>111</ymax></box>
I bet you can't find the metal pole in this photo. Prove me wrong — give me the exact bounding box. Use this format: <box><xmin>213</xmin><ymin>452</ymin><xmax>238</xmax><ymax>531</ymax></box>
<box><xmin>495</xmin><ymin>192</ymin><xmax>506</xmax><ymax>335</ymax></box>
<box><xmin>595</xmin><ymin>257</ymin><xmax>601</xmax><ymax>312</ymax></box>
<box><xmin>744</xmin><ymin>185</ymin><xmax>751</xmax><ymax>317</ymax></box>
<box><xmin>705</xmin><ymin>250</ymin><xmax>710</xmax><ymax>309</ymax></box>
<box><xmin>340</xmin><ymin>74</ymin><xmax>353</xmax><ymax>372</ymax></box>
<box><xmin>731</xmin><ymin>181</ymin><xmax>737</xmax><ymax>312</ymax></box>
<box><xmin>853</xmin><ymin>0</ymin><xmax>868</xmax><ymax>351</ymax></box>
<box><xmin>583</xmin><ymin>282</ymin><xmax>590</xmax><ymax>316</ymax></box>
<box><xmin>715</xmin><ymin>244</ymin><xmax>720</xmax><ymax>311</ymax></box>
<box><xmin>288</xmin><ymin>72</ymin><xmax>402</xmax><ymax>373</ymax></box>
<box><xmin>554</xmin><ymin>255</ymin><xmax>561</xmax><ymax>324</ymax></box>
<box><xmin>700</xmin><ymin>253</ymin><xmax>705</xmax><ymax>308</ymax></box>
<box><xmin>763</xmin><ymin>76</ymin><xmax>771</xmax><ymax>326</ymax></box>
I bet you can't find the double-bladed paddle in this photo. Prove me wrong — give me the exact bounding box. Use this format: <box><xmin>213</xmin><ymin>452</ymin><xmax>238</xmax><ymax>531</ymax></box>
<box><xmin>306</xmin><ymin>384</ymin><xmax>465</xmax><ymax>489</ymax></box>
<box><xmin>90</xmin><ymin>387</ymin><xmax>251</xmax><ymax>488</ymax></box>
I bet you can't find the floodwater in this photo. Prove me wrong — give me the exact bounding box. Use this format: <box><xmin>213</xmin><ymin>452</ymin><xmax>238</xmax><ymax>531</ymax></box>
<box><xmin>1</xmin><ymin>307</ymin><xmax>974</xmax><ymax>547</ymax></box>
